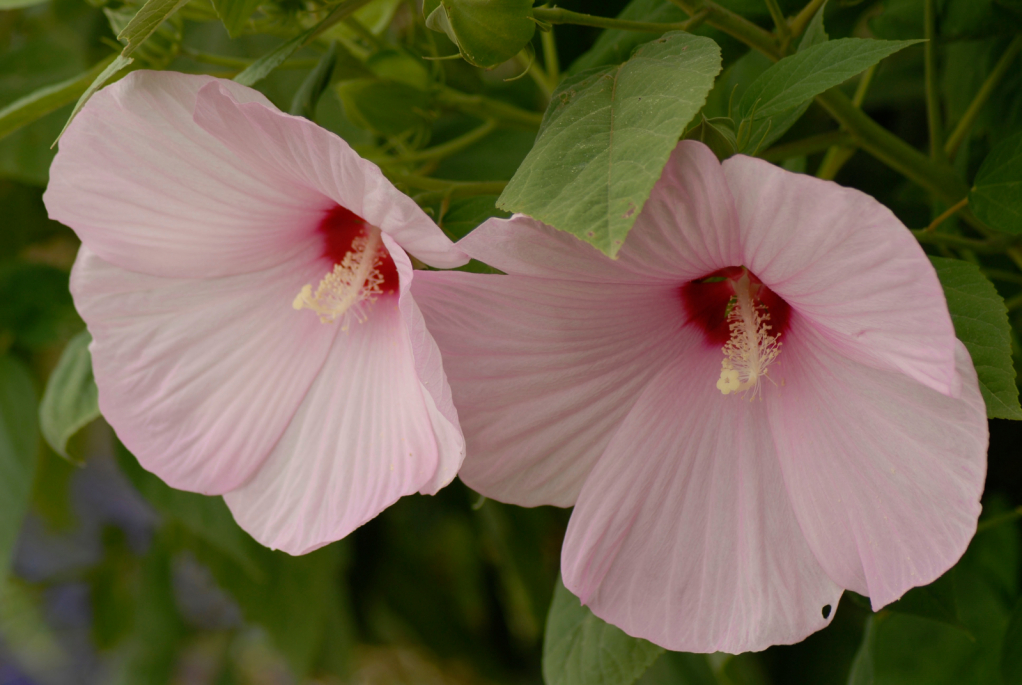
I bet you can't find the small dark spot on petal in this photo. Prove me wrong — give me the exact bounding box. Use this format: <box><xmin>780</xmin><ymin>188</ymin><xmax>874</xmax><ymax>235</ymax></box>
<box><xmin>822</xmin><ymin>604</ymin><xmax>832</xmax><ymax>619</ymax></box>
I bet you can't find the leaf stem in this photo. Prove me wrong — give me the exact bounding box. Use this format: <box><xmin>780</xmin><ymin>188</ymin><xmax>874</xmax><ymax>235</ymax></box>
<box><xmin>816</xmin><ymin>65</ymin><xmax>876</xmax><ymax>179</ymax></box>
<box><xmin>541</xmin><ymin>25</ymin><xmax>560</xmax><ymax>84</ymax></box>
<box><xmin>944</xmin><ymin>35</ymin><xmax>1022</xmax><ymax>160</ymax></box>
<box><xmin>924</xmin><ymin>0</ymin><xmax>945</xmax><ymax>162</ymax></box>
<box><xmin>759</xmin><ymin>130</ymin><xmax>852</xmax><ymax>161</ymax></box>
<box><xmin>182</xmin><ymin>47</ymin><xmax>318</xmax><ymax>69</ymax></box>
<box><xmin>789</xmin><ymin>0</ymin><xmax>827</xmax><ymax>40</ymax></box>
<box><xmin>531</xmin><ymin>6</ymin><xmax>709</xmax><ymax>34</ymax></box>
<box><xmin>387</xmin><ymin>120</ymin><xmax>497</xmax><ymax>164</ymax></box>
<box><xmin>669</xmin><ymin>0</ymin><xmax>779</xmax><ymax>59</ymax></box>
<box><xmin>983</xmin><ymin>268</ymin><xmax>1022</xmax><ymax>286</ymax></box>
<box><xmin>763</xmin><ymin>0</ymin><xmax>790</xmax><ymax>41</ymax></box>
<box><xmin>393</xmin><ymin>175</ymin><xmax>508</xmax><ymax>196</ymax></box>
<box><xmin>910</xmin><ymin>228</ymin><xmax>1008</xmax><ymax>253</ymax></box>
<box><xmin>924</xmin><ymin>196</ymin><xmax>969</xmax><ymax>232</ymax></box>
<box><xmin>976</xmin><ymin>506</ymin><xmax>1022</xmax><ymax>533</ymax></box>
<box><xmin>436</xmin><ymin>87</ymin><xmax>543</xmax><ymax>129</ymax></box>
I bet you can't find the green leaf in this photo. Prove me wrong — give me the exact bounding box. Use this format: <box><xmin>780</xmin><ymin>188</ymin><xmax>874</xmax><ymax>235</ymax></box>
<box><xmin>0</xmin><ymin>0</ymin><xmax>48</xmax><ymax>7</ymax></box>
<box><xmin>39</xmin><ymin>330</ymin><xmax>99</xmax><ymax>462</ymax></box>
<box><xmin>0</xmin><ymin>355</ymin><xmax>40</xmax><ymax>581</ymax></box>
<box><xmin>210</xmin><ymin>0</ymin><xmax>262</xmax><ymax>37</ymax></box>
<box><xmin>1002</xmin><ymin>599</ymin><xmax>1022</xmax><ymax>685</ymax></box>
<box><xmin>636</xmin><ymin>652</ymin><xmax>719</xmax><ymax>685</ymax></box>
<box><xmin>683</xmin><ymin>115</ymin><xmax>737</xmax><ymax>161</ymax></box>
<box><xmin>334</xmin><ymin>79</ymin><xmax>431</xmax><ymax>136</ymax></box>
<box><xmin>930</xmin><ymin>256</ymin><xmax>1022</xmax><ymax>419</ymax></box>
<box><xmin>235</xmin><ymin>29</ymin><xmax>313</xmax><ymax>87</ymax></box>
<box><xmin>543</xmin><ymin>575</ymin><xmax>664</xmax><ymax>685</ymax></box>
<box><xmin>567</xmin><ymin>0</ymin><xmax>688</xmax><ymax>74</ymax></box>
<box><xmin>114</xmin><ymin>441</ymin><xmax>264</xmax><ymax>581</ymax></box>
<box><xmin>736</xmin><ymin>38</ymin><xmax>920</xmax><ymax>152</ymax></box>
<box><xmin>442</xmin><ymin>195</ymin><xmax>510</xmax><ymax>240</ymax></box>
<box><xmin>0</xmin><ymin>262</ymin><xmax>81</xmax><ymax>350</ymax></box>
<box><xmin>0</xmin><ymin>56</ymin><xmax>117</xmax><ymax>143</ymax></box>
<box><xmin>54</xmin><ymin>54</ymin><xmax>134</xmax><ymax>145</ymax></box>
<box><xmin>116</xmin><ymin>0</ymin><xmax>189</xmax><ymax>57</ymax></box>
<box><xmin>498</xmin><ymin>31</ymin><xmax>721</xmax><ymax>256</ymax></box>
<box><xmin>289</xmin><ymin>42</ymin><xmax>338</xmax><ymax>119</ymax></box>
<box><xmin>970</xmin><ymin>131</ymin><xmax>1022</xmax><ymax>234</ymax></box>
<box><xmin>425</xmin><ymin>0</ymin><xmax>535</xmax><ymax>69</ymax></box>
<box><xmin>883</xmin><ymin>568</ymin><xmax>969</xmax><ymax>634</ymax></box>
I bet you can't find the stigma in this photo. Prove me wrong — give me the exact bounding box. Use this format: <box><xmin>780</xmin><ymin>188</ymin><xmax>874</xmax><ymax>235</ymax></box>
<box><xmin>715</xmin><ymin>271</ymin><xmax>782</xmax><ymax>397</ymax></box>
<box><xmin>293</xmin><ymin>226</ymin><xmax>386</xmax><ymax>329</ymax></box>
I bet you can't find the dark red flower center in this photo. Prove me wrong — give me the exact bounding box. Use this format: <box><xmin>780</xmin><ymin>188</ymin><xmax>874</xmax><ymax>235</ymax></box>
<box><xmin>320</xmin><ymin>204</ymin><xmax>399</xmax><ymax>294</ymax></box>
<box><xmin>679</xmin><ymin>266</ymin><xmax>791</xmax><ymax>347</ymax></box>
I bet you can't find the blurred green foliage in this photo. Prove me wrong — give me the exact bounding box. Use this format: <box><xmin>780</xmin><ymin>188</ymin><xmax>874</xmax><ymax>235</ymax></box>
<box><xmin>1</xmin><ymin>0</ymin><xmax>1022</xmax><ymax>682</ymax></box>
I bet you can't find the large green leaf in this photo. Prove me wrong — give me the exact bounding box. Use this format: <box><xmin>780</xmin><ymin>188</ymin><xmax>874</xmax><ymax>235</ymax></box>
<box><xmin>736</xmin><ymin>38</ymin><xmax>920</xmax><ymax>152</ymax></box>
<box><xmin>848</xmin><ymin>499</ymin><xmax>1021</xmax><ymax>685</ymax></box>
<box><xmin>116</xmin><ymin>0</ymin><xmax>189</xmax><ymax>57</ymax></box>
<box><xmin>543</xmin><ymin>575</ymin><xmax>663</xmax><ymax>685</ymax></box>
<box><xmin>39</xmin><ymin>330</ymin><xmax>99</xmax><ymax>462</ymax></box>
<box><xmin>930</xmin><ymin>256</ymin><xmax>1022</xmax><ymax>419</ymax></box>
<box><xmin>498</xmin><ymin>31</ymin><xmax>721</xmax><ymax>256</ymax></box>
<box><xmin>0</xmin><ymin>355</ymin><xmax>40</xmax><ymax>580</ymax></box>
<box><xmin>970</xmin><ymin>131</ymin><xmax>1022</xmax><ymax>234</ymax></box>
<box><xmin>425</xmin><ymin>0</ymin><xmax>535</xmax><ymax>69</ymax></box>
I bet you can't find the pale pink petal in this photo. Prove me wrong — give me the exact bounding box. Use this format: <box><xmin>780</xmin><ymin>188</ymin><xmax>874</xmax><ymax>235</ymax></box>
<box><xmin>768</xmin><ymin>315</ymin><xmax>987</xmax><ymax>608</ymax></box>
<box><xmin>45</xmin><ymin>71</ymin><xmax>329</xmax><ymax>279</ymax></box>
<box><xmin>723</xmin><ymin>154</ymin><xmax>958</xmax><ymax>395</ymax></box>
<box><xmin>223</xmin><ymin>299</ymin><xmax>450</xmax><ymax>555</ymax></box>
<box><xmin>561</xmin><ymin>333</ymin><xmax>843</xmax><ymax>654</ymax></box>
<box><xmin>71</xmin><ymin>245</ymin><xmax>337</xmax><ymax>494</ymax></box>
<box><xmin>413</xmin><ymin>271</ymin><xmax>687</xmax><ymax>507</ymax></box>
<box><xmin>192</xmin><ymin>80</ymin><xmax>467</xmax><ymax>269</ymax></box>
<box><xmin>386</xmin><ymin>233</ymin><xmax>464</xmax><ymax>494</ymax></box>
<box><xmin>459</xmin><ymin>141</ymin><xmax>740</xmax><ymax>283</ymax></box>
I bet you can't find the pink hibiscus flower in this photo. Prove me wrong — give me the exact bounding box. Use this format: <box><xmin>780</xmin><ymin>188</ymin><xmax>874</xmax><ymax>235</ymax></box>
<box><xmin>412</xmin><ymin>140</ymin><xmax>988</xmax><ymax>653</ymax></box>
<box><xmin>44</xmin><ymin>71</ymin><xmax>468</xmax><ymax>555</ymax></box>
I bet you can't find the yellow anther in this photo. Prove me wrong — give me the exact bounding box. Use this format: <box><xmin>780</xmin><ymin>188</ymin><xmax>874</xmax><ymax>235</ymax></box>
<box><xmin>716</xmin><ymin>272</ymin><xmax>781</xmax><ymax>397</ymax></box>
<box><xmin>293</xmin><ymin>227</ymin><xmax>385</xmax><ymax>329</ymax></box>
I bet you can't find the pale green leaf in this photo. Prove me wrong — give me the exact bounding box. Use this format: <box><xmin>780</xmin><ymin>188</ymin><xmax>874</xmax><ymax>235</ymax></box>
<box><xmin>498</xmin><ymin>31</ymin><xmax>721</xmax><ymax>256</ymax></box>
<box><xmin>39</xmin><ymin>330</ymin><xmax>99</xmax><ymax>462</ymax></box>
<box><xmin>211</xmin><ymin>0</ymin><xmax>263</xmax><ymax>37</ymax></box>
<box><xmin>737</xmin><ymin>38</ymin><xmax>920</xmax><ymax>145</ymax></box>
<box><xmin>235</xmin><ymin>29</ymin><xmax>313</xmax><ymax>87</ymax></box>
<box><xmin>970</xmin><ymin>131</ymin><xmax>1022</xmax><ymax>234</ymax></box>
<box><xmin>0</xmin><ymin>0</ymin><xmax>48</xmax><ymax>9</ymax></box>
<box><xmin>930</xmin><ymin>256</ymin><xmax>1021</xmax><ymax>419</ymax></box>
<box><xmin>0</xmin><ymin>355</ymin><xmax>40</xmax><ymax>581</ymax></box>
<box><xmin>54</xmin><ymin>54</ymin><xmax>134</xmax><ymax>145</ymax></box>
<box><xmin>543</xmin><ymin>576</ymin><xmax>663</xmax><ymax>685</ymax></box>
<box><xmin>116</xmin><ymin>0</ymin><xmax>189</xmax><ymax>57</ymax></box>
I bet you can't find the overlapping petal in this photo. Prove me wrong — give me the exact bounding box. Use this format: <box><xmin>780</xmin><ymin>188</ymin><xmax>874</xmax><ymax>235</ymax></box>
<box><xmin>768</xmin><ymin>316</ymin><xmax>987</xmax><ymax>607</ymax></box>
<box><xmin>71</xmin><ymin>246</ymin><xmax>336</xmax><ymax>494</ymax></box>
<box><xmin>722</xmin><ymin>155</ymin><xmax>958</xmax><ymax>395</ymax></box>
<box><xmin>45</xmin><ymin>72</ymin><xmax>327</xmax><ymax>279</ymax></box>
<box><xmin>561</xmin><ymin>331</ymin><xmax>843</xmax><ymax>654</ymax></box>
<box><xmin>192</xmin><ymin>81</ymin><xmax>467</xmax><ymax>269</ymax></box>
<box><xmin>414</xmin><ymin>271</ymin><xmax>685</xmax><ymax>506</ymax></box>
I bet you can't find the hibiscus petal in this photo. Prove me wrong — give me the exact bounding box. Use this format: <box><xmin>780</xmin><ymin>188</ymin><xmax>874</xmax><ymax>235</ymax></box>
<box><xmin>768</xmin><ymin>315</ymin><xmax>987</xmax><ymax>608</ymax></box>
<box><xmin>722</xmin><ymin>154</ymin><xmax>958</xmax><ymax>395</ymax></box>
<box><xmin>459</xmin><ymin>141</ymin><xmax>740</xmax><ymax>283</ymax></box>
<box><xmin>191</xmin><ymin>80</ymin><xmax>467</xmax><ymax>269</ymax></box>
<box><xmin>561</xmin><ymin>335</ymin><xmax>843</xmax><ymax>654</ymax></box>
<box><xmin>46</xmin><ymin>71</ymin><xmax>327</xmax><ymax>279</ymax></box>
<box><xmin>413</xmin><ymin>271</ymin><xmax>690</xmax><ymax>507</ymax></box>
<box><xmin>223</xmin><ymin>299</ymin><xmax>449</xmax><ymax>555</ymax></box>
<box><xmin>71</xmin><ymin>246</ymin><xmax>337</xmax><ymax>494</ymax></box>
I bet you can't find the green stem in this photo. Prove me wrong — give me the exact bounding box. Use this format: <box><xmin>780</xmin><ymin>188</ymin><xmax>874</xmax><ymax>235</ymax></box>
<box><xmin>307</xmin><ymin>0</ymin><xmax>376</xmax><ymax>43</ymax></box>
<box><xmin>789</xmin><ymin>0</ymin><xmax>827</xmax><ymax>40</ymax></box>
<box><xmin>531</xmin><ymin>6</ymin><xmax>708</xmax><ymax>33</ymax></box>
<box><xmin>394</xmin><ymin>175</ymin><xmax>507</xmax><ymax>196</ymax></box>
<box><xmin>910</xmin><ymin>229</ymin><xmax>1006</xmax><ymax>253</ymax></box>
<box><xmin>390</xmin><ymin>120</ymin><xmax>497</xmax><ymax>164</ymax></box>
<box><xmin>945</xmin><ymin>35</ymin><xmax>1022</xmax><ymax>160</ymax></box>
<box><xmin>541</xmin><ymin>25</ymin><xmax>560</xmax><ymax>84</ymax></box>
<box><xmin>759</xmin><ymin>130</ymin><xmax>852</xmax><ymax>161</ymax></box>
<box><xmin>924</xmin><ymin>196</ymin><xmax>969</xmax><ymax>232</ymax></box>
<box><xmin>816</xmin><ymin>65</ymin><xmax>876</xmax><ymax>179</ymax></box>
<box><xmin>983</xmin><ymin>268</ymin><xmax>1022</xmax><ymax>286</ymax></box>
<box><xmin>763</xmin><ymin>0</ymin><xmax>790</xmax><ymax>40</ymax></box>
<box><xmin>436</xmin><ymin>87</ymin><xmax>543</xmax><ymax>129</ymax></box>
<box><xmin>182</xmin><ymin>48</ymin><xmax>318</xmax><ymax>70</ymax></box>
<box><xmin>669</xmin><ymin>0</ymin><xmax>779</xmax><ymax>59</ymax></box>
<box><xmin>977</xmin><ymin>506</ymin><xmax>1022</xmax><ymax>533</ymax></box>
<box><xmin>924</xmin><ymin>0</ymin><xmax>945</xmax><ymax>162</ymax></box>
